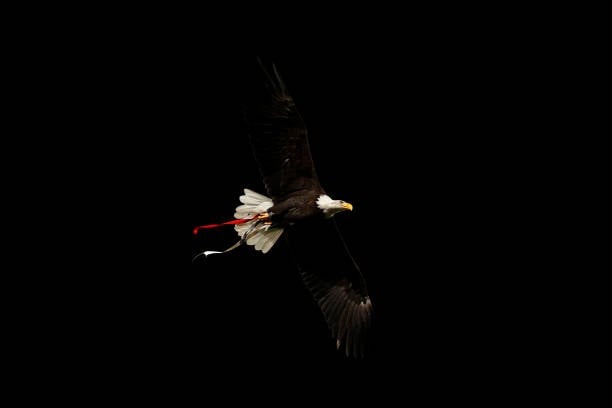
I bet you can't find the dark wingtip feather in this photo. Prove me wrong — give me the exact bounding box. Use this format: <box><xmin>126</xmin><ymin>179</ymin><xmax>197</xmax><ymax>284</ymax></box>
<box><xmin>256</xmin><ymin>56</ymin><xmax>280</xmax><ymax>95</ymax></box>
<box><xmin>271</xmin><ymin>63</ymin><xmax>287</xmax><ymax>94</ymax></box>
<box><xmin>300</xmin><ymin>268</ymin><xmax>373</xmax><ymax>359</ymax></box>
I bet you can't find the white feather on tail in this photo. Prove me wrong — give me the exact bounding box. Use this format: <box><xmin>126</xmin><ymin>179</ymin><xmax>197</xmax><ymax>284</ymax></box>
<box><xmin>234</xmin><ymin>188</ymin><xmax>274</xmax><ymax>218</ymax></box>
<box><xmin>234</xmin><ymin>189</ymin><xmax>284</xmax><ymax>254</ymax></box>
<box><xmin>195</xmin><ymin>189</ymin><xmax>284</xmax><ymax>258</ymax></box>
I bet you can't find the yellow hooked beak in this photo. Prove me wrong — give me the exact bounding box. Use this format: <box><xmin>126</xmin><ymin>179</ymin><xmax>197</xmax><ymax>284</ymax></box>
<box><xmin>342</xmin><ymin>202</ymin><xmax>353</xmax><ymax>211</ymax></box>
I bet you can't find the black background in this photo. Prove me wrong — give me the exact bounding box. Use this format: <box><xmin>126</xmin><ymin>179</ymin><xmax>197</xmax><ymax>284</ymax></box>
<box><xmin>180</xmin><ymin>54</ymin><xmax>536</xmax><ymax>374</ymax></box>
<box><xmin>29</xmin><ymin>35</ymin><xmax>554</xmax><ymax>395</ymax></box>
<box><xmin>125</xmin><ymin>52</ymin><xmax>533</xmax><ymax>380</ymax></box>
<box><xmin>177</xmin><ymin>53</ymin><xmax>561</xmax><ymax>398</ymax></box>
<box><xmin>9</xmin><ymin>6</ymin><xmax>586</xmax><ymax>400</ymax></box>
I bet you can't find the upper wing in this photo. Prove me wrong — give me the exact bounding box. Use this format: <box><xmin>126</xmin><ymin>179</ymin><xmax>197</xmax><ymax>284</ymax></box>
<box><xmin>286</xmin><ymin>218</ymin><xmax>373</xmax><ymax>358</ymax></box>
<box><xmin>244</xmin><ymin>59</ymin><xmax>322</xmax><ymax>198</ymax></box>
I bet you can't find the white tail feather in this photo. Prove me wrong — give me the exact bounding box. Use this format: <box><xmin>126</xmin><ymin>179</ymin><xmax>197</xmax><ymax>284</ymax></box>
<box><xmin>234</xmin><ymin>189</ymin><xmax>274</xmax><ymax>219</ymax></box>
<box><xmin>244</xmin><ymin>224</ymin><xmax>283</xmax><ymax>253</ymax></box>
<box><xmin>242</xmin><ymin>188</ymin><xmax>270</xmax><ymax>201</ymax></box>
<box><xmin>259</xmin><ymin>228</ymin><xmax>283</xmax><ymax>253</ymax></box>
<box><xmin>239</xmin><ymin>195</ymin><xmax>264</xmax><ymax>205</ymax></box>
<box><xmin>233</xmin><ymin>189</ymin><xmax>284</xmax><ymax>254</ymax></box>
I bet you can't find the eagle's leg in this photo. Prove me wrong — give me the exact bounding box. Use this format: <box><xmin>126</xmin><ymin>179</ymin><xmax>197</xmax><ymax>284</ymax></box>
<box><xmin>257</xmin><ymin>212</ymin><xmax>273</xmax><ymax>225</ymax></box>
<box><xmin>240</xmin><ymin>215</ymin><xmax>269</xmax><ymax>243</ymax></box>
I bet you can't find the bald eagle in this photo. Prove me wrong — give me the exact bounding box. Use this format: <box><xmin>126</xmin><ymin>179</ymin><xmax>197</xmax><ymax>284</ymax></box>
<box><xmin>193</xmin><ymin>60</ymin><xmax>373</xmax><ymax>358</ymax></box>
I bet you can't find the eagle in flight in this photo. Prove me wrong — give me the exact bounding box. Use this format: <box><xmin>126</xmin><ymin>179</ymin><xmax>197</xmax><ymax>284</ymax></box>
<box><xmin>193</xmin><ymin>59</ymin><xmax>373</xmax><ymax>358</ymax></box>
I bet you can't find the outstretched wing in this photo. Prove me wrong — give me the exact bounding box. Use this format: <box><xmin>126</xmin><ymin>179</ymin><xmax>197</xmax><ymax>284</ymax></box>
<box><xmin>244</xmin><ymin>59</ymin><xmax>322</xmax><ymax>199</ymax></box>
<box><xmin>286</xmin><ymin>218</ymin><xmax>373</xmax><ymax>358</ymax></box>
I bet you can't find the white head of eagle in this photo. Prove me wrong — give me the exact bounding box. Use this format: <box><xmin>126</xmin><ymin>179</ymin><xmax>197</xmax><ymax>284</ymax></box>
<box><xmin>316</xmin><ymin>194</ymin><xmax>353</xmax><ymax>218</ymax></box>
